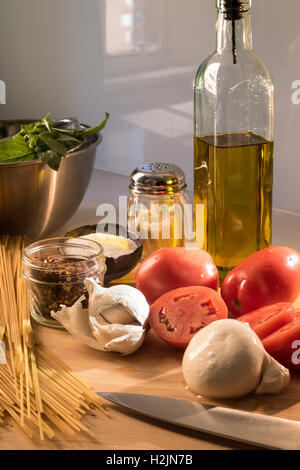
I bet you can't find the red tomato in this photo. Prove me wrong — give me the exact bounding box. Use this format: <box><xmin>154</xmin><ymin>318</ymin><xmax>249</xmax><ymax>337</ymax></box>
<box><xmin>262</xmin><ymin>317</ymin><xmax>300</xmax><ymax>370</ymax></box>
<box><xmin>136</xmin><ymin>247</ymin><xmax>219</xmax><ymax>305</ymax></box>
<box><xmin>149</xmin><ymin>286</ymin><xmax>228</xmax><ymax>349</ymax></box>
<box><xmin>221</xmin><ymin>247</ymin><xmax>300</xmax><ymax>316</ymax></box>
<box><xmin>238</xmin><ymin>303</ymin><xmax>296</xmax><ymax>340</ymax></box>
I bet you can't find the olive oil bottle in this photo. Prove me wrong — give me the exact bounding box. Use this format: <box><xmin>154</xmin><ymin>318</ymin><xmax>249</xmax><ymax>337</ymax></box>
<box><xmin>194</xmin><ymin>0</ymin><xmax>274</xmax><ymax>281</ymax></box>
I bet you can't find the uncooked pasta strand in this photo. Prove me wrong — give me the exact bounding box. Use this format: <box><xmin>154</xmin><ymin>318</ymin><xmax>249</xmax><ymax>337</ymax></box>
<box><xmin>0</xmin><ymin>235</ymin><xmax>105</xmax><ymax>440</ymax></box>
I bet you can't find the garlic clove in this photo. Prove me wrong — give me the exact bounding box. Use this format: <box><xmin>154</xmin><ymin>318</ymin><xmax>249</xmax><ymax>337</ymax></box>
<box><xmin>89</xmin><ymin>317</ymin><xmax>145</xmax><ymax>355</ymax></box>
<box><xmin>255</xmin><ymin>353</ymin><xmax>290</xmax><ymax>395</ymax></box>
<box><xmin>51</xmin><ymin>296</ymin><xmax>88</xmax><ymax>334</ymax></box>
<box><xmin>105</xmin><ymin>330</ymin><xmax>146</xmax><ymax>355</ymax></box>
<box><xmin>99</xmin><ymin>305</ymin><xmax>138</xmax><ymax>325</ymax></box>
<box><xmin>51</xmin><ymin>298</ymin><xmax>106</xmax><ymax>351</ymax></box>
<box><xmin>84</xmin><ymin>278</ymin><xmax>149</xmax><ymax>327</ymax></box>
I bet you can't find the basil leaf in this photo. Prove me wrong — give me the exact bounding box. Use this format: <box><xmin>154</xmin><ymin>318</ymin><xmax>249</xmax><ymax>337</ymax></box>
<box><xmin>20</xmin><ymin>121</ymin><xmax>39</xmax><ymax>135</ymax></box>
<box><xmin>56</xmin><ymin>134</ymin><xmax>82</xmax><ymax>147</ymax></box>
<box><xmin>0</xmin><ymin>112</ymin><xmax>109</xmax><ymax>169</ymax></box>
<box><xmin>0</xmin><ymin>134</ymin><xmax>35</xmax><ymax>162</ymax></box>
<box><xmin>42</xmin><ymin>114</ymin><xmax>52</xmax><ymax>132</ymax></box>
<box><xmin>28</xmin><ymin>134</ymin><xmax>41</xmax><ymax>149</ymax></box>
<box><xmin>75</xmin><ymin>112</ymin><xmax>110</xmax><ymax>138</ymax></box>
<box><xmin>38</xmin><ymin>150</ymin><xmax>62</xmax><ymax>171</ymax></box>
<box><xmin>38</xmin><ymin>132</ymin><xmax>67</xmax><ymax>155</ymax></box>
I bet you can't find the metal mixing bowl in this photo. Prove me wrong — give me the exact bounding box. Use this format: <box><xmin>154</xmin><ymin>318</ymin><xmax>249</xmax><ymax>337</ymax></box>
<box><xmin>0</xmin><ymin>119</ymin><xmax>102</xmax><ymax>240</ymax></box>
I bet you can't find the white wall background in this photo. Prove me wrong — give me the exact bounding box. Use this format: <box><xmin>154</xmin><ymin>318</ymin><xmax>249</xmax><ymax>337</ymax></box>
<box><xmin>0</xmin><ymin>0</ymin><xmax>299</xmax><ymax>214</ymax></box>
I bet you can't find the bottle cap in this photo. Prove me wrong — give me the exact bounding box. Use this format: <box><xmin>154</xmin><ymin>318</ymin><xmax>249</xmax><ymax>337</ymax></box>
<box><xmin>129</xmin><ymin>163</ymin><xmax>187</xmax><ymax>195</ymax></box>
<box><xmin>217</xmin><ymin>0</ymin><xmax>251</xmax><ymax>19</ymax></box>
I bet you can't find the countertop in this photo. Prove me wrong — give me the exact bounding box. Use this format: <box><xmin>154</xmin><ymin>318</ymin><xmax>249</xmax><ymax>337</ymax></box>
<box><xmin>1</xmin><ymin>168</ymin><xmax>299</xmax><ymax>451</ymax></box>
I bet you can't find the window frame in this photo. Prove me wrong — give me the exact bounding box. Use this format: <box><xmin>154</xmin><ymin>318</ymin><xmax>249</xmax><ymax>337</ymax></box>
<box><xmin>101</xmin><ymin>0</ymin><xmax>169</xmax><ymax>77</ymax></box>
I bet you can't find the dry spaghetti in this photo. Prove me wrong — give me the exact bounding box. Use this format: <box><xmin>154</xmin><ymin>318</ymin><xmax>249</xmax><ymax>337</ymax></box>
<box><xmin>0</xmin><ymin>235</ymin><xmax>105</xmax><ymax>439</ymax></box>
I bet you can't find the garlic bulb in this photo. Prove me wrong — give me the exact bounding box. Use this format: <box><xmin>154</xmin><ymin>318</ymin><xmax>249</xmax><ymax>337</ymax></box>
<box><xmin>51</xmin><ymin>278</ymin><xmax>149</xmax><ymax>355</ymax></box>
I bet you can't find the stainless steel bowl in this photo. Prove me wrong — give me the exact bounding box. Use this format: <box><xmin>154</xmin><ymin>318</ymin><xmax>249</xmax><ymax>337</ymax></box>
<box><xmin>0</xmin><ymin>119</ymin><xmax>102</xmax><ymax>240</ymax></box>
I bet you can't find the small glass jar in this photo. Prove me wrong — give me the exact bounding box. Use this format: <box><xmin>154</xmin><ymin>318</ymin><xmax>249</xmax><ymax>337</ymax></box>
<box><xmin>23</xmin><ymin>237</ymin><xmax>106</xmax><ymax>328</ymax></box>
<box><xmin>128</xmin><ymin>163</ymin><xmax>191</xmax><ymax>259</ymax></box>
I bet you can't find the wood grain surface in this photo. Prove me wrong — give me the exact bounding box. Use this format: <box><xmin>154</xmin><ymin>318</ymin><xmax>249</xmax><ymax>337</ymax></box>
<box><xmin>0</xmin><ymin>297</ymin><xmax>299</xmax><ymax>451</ymax></box>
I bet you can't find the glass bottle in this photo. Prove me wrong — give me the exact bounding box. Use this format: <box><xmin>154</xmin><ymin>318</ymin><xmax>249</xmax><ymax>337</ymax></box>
<box><xmin>194</xmin><ymin>0</ymin><xmax>274</xmax><ymax>281</ymax></box>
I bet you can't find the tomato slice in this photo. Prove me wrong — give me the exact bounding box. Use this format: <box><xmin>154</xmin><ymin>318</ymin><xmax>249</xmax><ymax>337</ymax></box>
<box><xmin>149</xmin><ymin>286</ymin><xmax>228</xmax><ymax>349</ymax></box>
<box><xmin>238</xmin><ymin>303</ymin><xmax>295</xmax><ymax>340</ymax></box>
<box><xmin>262</xmin><ymin>316</ymin><xmax>300</xmax><ymax>370</ymax></box>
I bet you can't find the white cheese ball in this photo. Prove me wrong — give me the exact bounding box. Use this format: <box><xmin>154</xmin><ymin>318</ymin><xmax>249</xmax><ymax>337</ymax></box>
<box><xmin>182</xmin><ymin>319</ymin><xmax>265</xmax><ymax>398</ymax></box>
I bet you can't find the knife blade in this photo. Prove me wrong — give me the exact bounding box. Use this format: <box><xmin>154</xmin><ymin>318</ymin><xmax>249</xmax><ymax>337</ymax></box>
<box><xmin>98</xmin><ymin>392</ymin><xmax>300</xmax><ymax>450</ymax></box>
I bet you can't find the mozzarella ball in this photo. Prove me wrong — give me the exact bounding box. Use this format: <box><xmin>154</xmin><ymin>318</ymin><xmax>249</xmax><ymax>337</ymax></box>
<box><xmin>182</xmin><ymin>319</ymin><xmax>265</xmax><ymax>398</ymax></box>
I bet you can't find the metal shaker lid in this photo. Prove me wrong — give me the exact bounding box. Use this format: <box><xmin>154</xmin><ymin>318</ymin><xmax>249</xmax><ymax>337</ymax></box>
<box><xmin>129</xmin><ymin>163</ymin><xmax>187</xmax><ymax>195</ymax></box>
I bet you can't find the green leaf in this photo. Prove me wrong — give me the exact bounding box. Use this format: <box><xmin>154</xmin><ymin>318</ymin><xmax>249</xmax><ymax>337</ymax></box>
<box><xmin>56</xmin><ymin>134</ymin><xmax>82</xmax><ymax>147</ymax></box>
<box><xmin>21</xmin><ymin>120</ymin><xmax>47</xmax><ymax>136</ymax></box>
<box><xmin>75</xmin><ymin>112</ymin><xmax>110</xmax><ymax>138</ymax></box>
<box><xmin>42</xmin><ymin>113</ymin><xmax>52</xmax><ymax>132</ymax></box>
<box><xmin>20</xmin><ymin>121</ymin><xmax>38</xmax><ymax>135</ymax></box>
<box><xmin>38</xmin><ymin>132</ymin><xmax>67</xmax><ymax>155</ymax></box>
<box><xmin>0</xmin><ymin>113</ymin><xmax>109</xmax><ymax>170</ymax></box>
<box><xmin>24</xmin><ymin>132</ymin><xmax>39</xmax><ymax>149</ymax></box>
<box><xmin>38</xmin><ymin>150</ymin><xmax>62</xmax><ymax>171</ymax></box>
<box><xmin>0</xmin><ymin>134</ymin><xmax>35</xmax><ymax>163</ymax></box>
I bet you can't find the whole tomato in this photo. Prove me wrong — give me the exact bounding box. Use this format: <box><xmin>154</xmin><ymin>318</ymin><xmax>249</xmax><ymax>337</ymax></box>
<box><xmin>135</xmin><ymin>247</ymin><xmax>219</xmax><ymax>304</ymax></box>
<box><xmin>221</xmin><ymin>246</ymin><xmax>300</xmax><ymax>316</ymax></box>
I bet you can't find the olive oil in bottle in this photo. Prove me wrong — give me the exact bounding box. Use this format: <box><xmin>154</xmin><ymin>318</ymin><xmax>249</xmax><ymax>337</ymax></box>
<box><xmin>194</xmin><ymin>0</ymin><xmax>274</xmax><ymax>281</ymax></box>
<box><xmin>194</xmin><ymin>132</ymin><xmax>273</xmax><ymax>277</ymax></box>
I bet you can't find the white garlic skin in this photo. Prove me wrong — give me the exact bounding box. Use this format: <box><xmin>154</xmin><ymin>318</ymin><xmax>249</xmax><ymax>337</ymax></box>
<box><xmin>51</xmin><ymin>279</ymin><xmax>150</xmax><ymax>356</ymax></box>
<box><xmin>51</xmin><ymin>297</ymin><xmax>106</xmax><ymax>351</ymax></box>
<box><xmin>85</xmin><ymin>279</ymin><xmax>149</xmax><ymax>328</ymax></box>
<box><xmin>99</xmin><ymin>306</ymin><xmax>137</xmax><ymax>325</ymax></box>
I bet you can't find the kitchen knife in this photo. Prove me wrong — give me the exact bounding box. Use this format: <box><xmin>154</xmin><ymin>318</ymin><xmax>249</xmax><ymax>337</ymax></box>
<box><xmin>98</xmin><ymin>392</ymin><xmax>300</xmax><ymax>450</ymax></box>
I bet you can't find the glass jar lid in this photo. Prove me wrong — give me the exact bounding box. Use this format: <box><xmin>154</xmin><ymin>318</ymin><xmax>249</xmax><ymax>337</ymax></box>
<box><xmin>129</xmin><ymin>163</ymin><xmax>187</xmax><ymax>195</ymax></box>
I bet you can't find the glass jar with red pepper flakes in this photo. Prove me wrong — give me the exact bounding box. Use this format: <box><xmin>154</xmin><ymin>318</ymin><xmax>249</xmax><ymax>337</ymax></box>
<box><xmin>22</xmin><ymin>237</ymin><xmax>106</xmax><ymax>328</ymax></box>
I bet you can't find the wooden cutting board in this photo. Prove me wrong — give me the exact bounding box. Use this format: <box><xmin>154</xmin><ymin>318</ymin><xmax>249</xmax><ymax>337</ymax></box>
<box><xmin>0</xmin><ymin>297</ymin><xmax>299</xmax><ymax>450</ymax></box>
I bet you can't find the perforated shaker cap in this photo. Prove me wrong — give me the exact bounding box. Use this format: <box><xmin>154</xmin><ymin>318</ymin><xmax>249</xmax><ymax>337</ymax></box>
<box><xmin>129</xmin><ymin>163</ymin><xmax>187</xmax><ymax>195</ymax></box>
